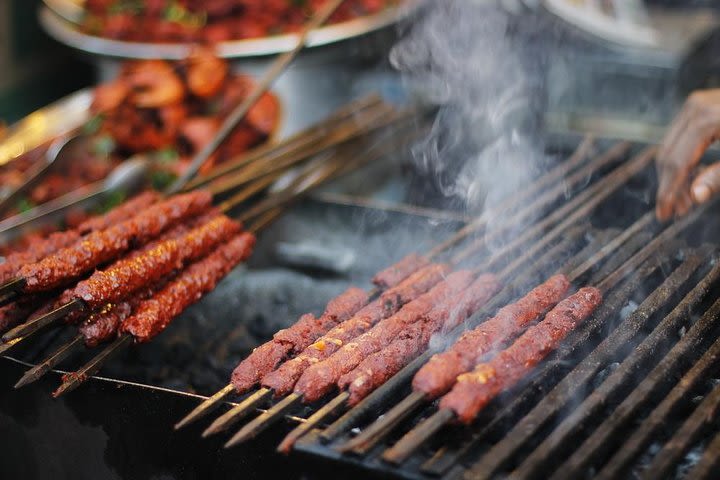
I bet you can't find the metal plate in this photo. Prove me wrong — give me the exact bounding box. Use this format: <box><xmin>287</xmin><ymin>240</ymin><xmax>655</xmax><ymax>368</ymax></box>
<box><xmin>39</xmin><ymin>4</ymin><xmax>403</xmax><ymax>60</ymax></box>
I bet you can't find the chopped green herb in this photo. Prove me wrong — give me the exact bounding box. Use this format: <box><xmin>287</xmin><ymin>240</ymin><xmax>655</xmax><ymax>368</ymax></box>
<box><xmin>151</xmin><ymin>170</ymin><xmax>178</xmax><ymax>191</ymax></box>
<box><xmin>109</xmin><ymin>0</ymin><xmax>144</xmax><ymax>14</ymax></box>
<box><xmin>156</xmin><ymin>148</ymin><xmax>179</xmax><ymax>165</ymax></box>
<box><xmin>93</xmin><ymin>135</ymin><xmax>117</xmax><ymax>157</ymax></box>
<box><xmin>164</xmin><ymin>2</ymin><xmax>185</xmax><ymax>22</ymax></box>
<box><xmin>163</xmin><ymin>2</ymin><xmax>205</xmax><ymax>27</ymax></box>
<box><xmin>16</xmin><ymin>197</ymin><xmax>36</xmax><ymax>214</ymax></box>
<box><xmin>92</xmin><ymin>190</ymin><xmax>127</xmax><ymax>215</ymax></box>
<box><xmin>83</xmin><ymin>115</ymin><xmax>104</xmax><ymax>136</ymax></box>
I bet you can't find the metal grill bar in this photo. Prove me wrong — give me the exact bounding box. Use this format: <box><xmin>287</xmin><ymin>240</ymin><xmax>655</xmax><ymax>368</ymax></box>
<box><xmin>687</xmin><ymin>427</ymin><xmax>720</xmax><ymax>480</ymax></box>
<box><xmin>589</xmin><ymin>305</ymin><xmax>720</xmax><ymax>480</ymax></box>
<box><xmin>514</xmin><ymin>247</ymin><xmax>719</xmax><ymax>479</ymax></box>
<box><xmin>464</xmin><ymin>252</ymin><xmax>707</xmax><ymax>479</ymax></box>
<box><xmin>454</xmin><ymin>145</ymin><xmax>650</xmax><ymax>265</ymax></box>
<box><xmin>641</xmin><ymin>371</ymin><xmax>720</xmax><ymax>479</ymax></box>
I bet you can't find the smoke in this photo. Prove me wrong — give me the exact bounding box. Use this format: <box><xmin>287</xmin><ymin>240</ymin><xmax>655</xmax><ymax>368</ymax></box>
<box><xmin>391</xmin><ymin>0</ymin><xmax>552</xmax><ymax>240</ymax></box>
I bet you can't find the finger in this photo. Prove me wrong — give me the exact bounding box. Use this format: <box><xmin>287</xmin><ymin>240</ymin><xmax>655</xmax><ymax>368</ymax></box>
<box><xmin>656</xmin><ymin>108</ymin><xmax>695</xmax><ymax>220</ymax></box>
<box><xmin>691</xmin><ymin>163</ymin><xmax>720</xmax><ymax>204</ymax></box>
<box><xmin>657</xmin><ymin>113</ymin><xmax>717</xmax><ymax>219</ymax></box>
<box><xmin>674</xmin><ymin>189</ymin><xmax>694</xmax><ymax>219</ymax></box>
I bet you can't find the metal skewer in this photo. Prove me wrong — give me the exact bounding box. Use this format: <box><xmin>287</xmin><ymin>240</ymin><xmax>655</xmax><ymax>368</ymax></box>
<box><xmin>2</xmin><ymin>101</ymin><xmax>410</xmax><ymax>363</ymax></box>
<box><xmin>14</xmin><ymin>334</ymin><xmax>84</xmax><ymax>389</ymax></box>
<box><xmin>52</xmin><ymin>334</ymin><xmax>132</xmax><ymax>397</ymax></box>
<box><xmin>378</xmin><ymin>206</ymin><xmax>705</xmax><ymax>465</ymax></box>
<box><xmin>225</xmin><ymin>394</ymin><xmax>303</xmax><ymax>448</ymax></box>
<box><xmin>186</xmin><ymin>93</ymin><xmax>386</xmax><ymax>191</ymax></box>
<box><xmin>2</xmin><ymin>299</ymin><xmax>83</xmax><ymax>343</ymax></box>
<box><xmin>174</xmin><ymin>138</ymin><xmax>621</xmax><ymax>431</ymax></box>
<box><xmin>0</xmin><ymin>0</ymin><xmax>348</xmax><ymax>316</ymax></box>
<box><xmin>202</xmin><ymin>389</ymin><xmax>273</xmax><ymax>437</ymax></box>
<box><xmin>48</xmin><ymin>132</ymin><xmax>398</xmax><ymax>396</ymax></box>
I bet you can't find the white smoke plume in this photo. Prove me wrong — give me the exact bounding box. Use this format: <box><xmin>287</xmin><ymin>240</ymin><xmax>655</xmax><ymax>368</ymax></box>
<box><xmin>391</xmin><ymin>0</ymin><xmax>552</xmax><ymax>241</ymax></box>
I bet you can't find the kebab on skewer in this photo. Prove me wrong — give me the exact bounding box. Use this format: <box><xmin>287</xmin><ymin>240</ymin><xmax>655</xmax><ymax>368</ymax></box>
<box><xmin>341</xmin><ymin>203</ymin><xmax>691</xmax><ymax>462</ymax></box>
<box><xmin>201</xmin><ymin>262</ymin><xmax>454</xmax><ymax>436</ymax></box>
<box><xmin>276</xmin><ymin>274</ymin><xmax>503</xmax><ymax>453</ymax></box>
<box><xmin>276</xmin><ymin>273</ymin><xmax>565</xmax><ymax>453</ymax></box>
<box><xmin>0</xmin><ymin>94</ymin><xmax>403</xmax><ymax>344</ymax></box>
<box><xmin>0</xmin><ymin>191</ymin><xmax>160</xmax><ymax>287</ymax></box>
<box><xmin>55</xmin><ymin>232</ymin><xmax>257</xmax><ymax>396</ymax></box>
<box><xmin>211</xmin><ymin>148</ymin><xmax>657</xmax><ymax>448</ymax></box>
<box><xmin>178</xmin><ymin>143</ymin><xmax>648</xmax><ymax>442</ymax></box>
<box><xmin>219</xmin><ymin>229</ymin><xmax>580</xmax><ymax>446</ymax></box>
<box><xmin>11</xmin><ymin>104</ymin><xmax>422</xmax><ymax>393</ymax></box>
<box><xmin>174</xmin><ymin>134</ymin><xmax>614</xmax><ymax>430</ymax></box>
<box><xmin>382</xmin><ymin>287</ymin><xmax>603</xmax><ymax>464</ymax></box>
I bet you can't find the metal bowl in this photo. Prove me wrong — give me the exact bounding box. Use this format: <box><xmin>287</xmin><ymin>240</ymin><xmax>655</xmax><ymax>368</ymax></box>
<box><xmin>39</xmin><ymin>4</ymin><xmax>407</xmax><ymax>138</ymax></box>
<box><xmin>39</xmin><ymin>3</ymin><xmax>403</xmax><ymax>60</ymax></box>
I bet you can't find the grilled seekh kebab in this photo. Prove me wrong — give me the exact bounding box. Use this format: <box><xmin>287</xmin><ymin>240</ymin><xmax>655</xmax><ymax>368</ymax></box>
<box><xmin>28</xmin><ymin>114</ymin><xmax>419</xmax><ymax>394</ymax></box>
<box><xmin>382</xmin><ymin>287</ymin><xmax>603</xmax><ymax>464</ymax></box>
<box><xmin>0</xmin><ymin>190</ymin><xmax>212</xmax><ymax>308</ymax></box>
<box><xmin>193</xmin><ymin>261</ymin><xmax>450</xmax><ymax>434</ymax></box>
<box><xmin>442</xmin><ymin>287</ymin><xmax>602</xmax><ymax>424</ymax></box>
<box><xmin>0</xmin><ymin>191</ymin><xmax>160</xmax><ymax>288</ymax></box>
<box><xmin>241</xmin><ymin>262</ymin><xmax>446</xmax><ymax>395</ymax></box>
<box><xmin>370</xmin><ymin>206</ymin><xmax>704</xmax><ymax>464</ymax></box>
<box><xmin>8</xmin><ymin>210</ymin><xmax>237</xmax><ymax>380</ymax></box>
<box><xmin>221</xmin><ymin>269</ymin><xmax>488</xmax><ymax>446</ymax></box>
<box><xmin>3</xmin><ymin>95</ymin><xmax>402</xmax><ymax>348</ymax></box>
<box><xmin>276</xmin><ymin>273</ymin><xmax>502</xmax><ymax>453</ymax></box>
<box><xmin>7</xmin><ymin>208</ymin><xmax>239</xmax><ymax>382</ymax></box>
<box><xmin>176</xmin><ymin>258</ymin><xmax>446</xmax><ymax>431</ymax></box>
<box><xmin>175</xmin><ymin>136</ymin><xmax>621</xmax><ymax>430</ymax></box>
<box><xmin>1</xmin><ymin>191</ymin><xmax>222</xmax><ymax>340</ymax></box>
<box><xmin>222</xmin><ymin>155</ymin><xmax>658</xmax><ymax>450</ymax></box>
<box><xmin>2</xmin><ymin>206</ymin><xmax>219</xmax><ymax>336</ymax></box>
<box><xmin>287</xmin><ymin>273</ymin><xmax>572</xmax><ymax>454</ymax></box>
<box><xmin>54</xmin><ymin>232</ymin><xmax>256</xmax><ymax>396</ymax></box>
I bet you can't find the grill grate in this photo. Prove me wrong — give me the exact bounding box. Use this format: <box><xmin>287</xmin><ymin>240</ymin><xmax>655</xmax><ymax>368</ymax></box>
<box><xmin>276</xmin><ymin>139</ymin><xmax>720</xmax><ymax>479</ymax></box>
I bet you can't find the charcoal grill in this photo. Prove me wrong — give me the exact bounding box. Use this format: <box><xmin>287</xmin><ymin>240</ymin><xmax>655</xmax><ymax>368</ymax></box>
<box><xmin>271</xmin><ymin>136</ymin><xmax>720</xmax><ymax>480</ymax></box>
<box><xmin>4</xmin><ymin>129</ymin><xmax>720</xmax><ymax>479</ymax></box>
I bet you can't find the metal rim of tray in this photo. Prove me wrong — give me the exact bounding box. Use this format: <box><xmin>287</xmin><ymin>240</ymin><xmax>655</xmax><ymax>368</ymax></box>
<box><xmin>39</xmin><ymin>3</ymin><xmax>404</xmax><ymax>60</ymax></box>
